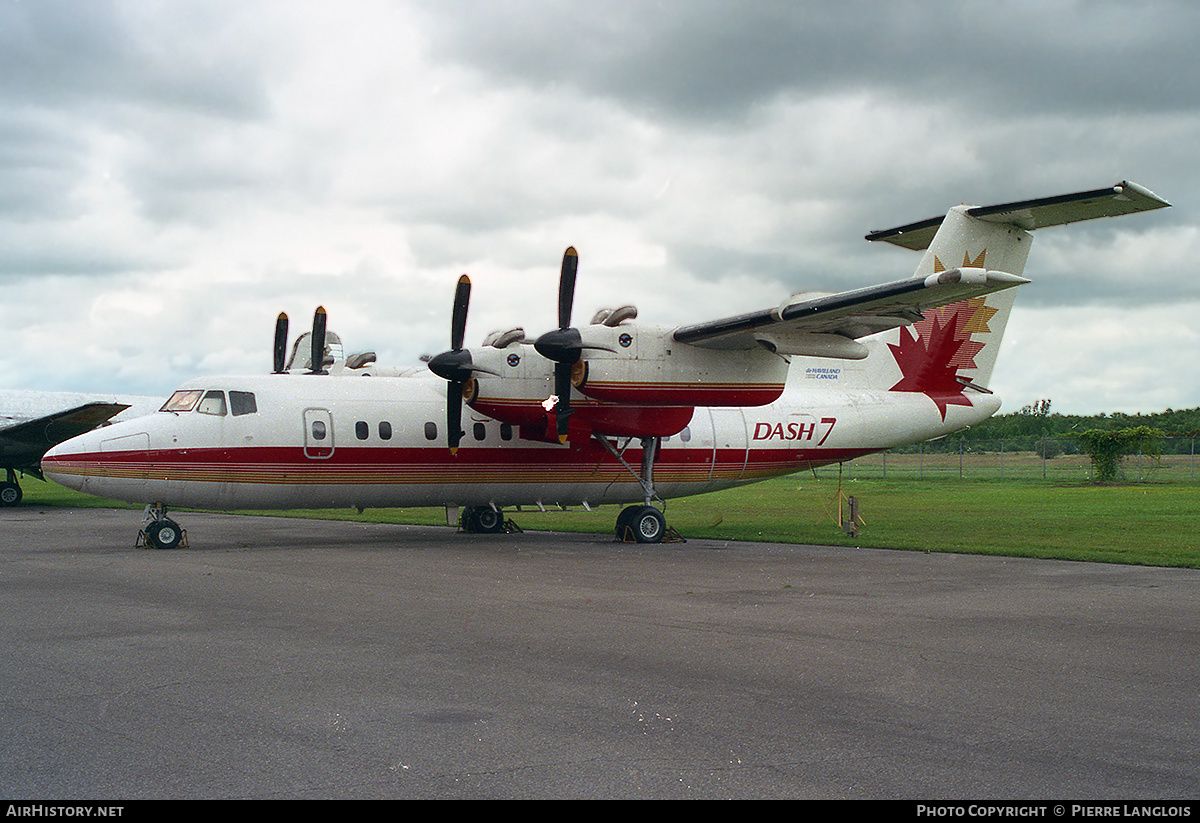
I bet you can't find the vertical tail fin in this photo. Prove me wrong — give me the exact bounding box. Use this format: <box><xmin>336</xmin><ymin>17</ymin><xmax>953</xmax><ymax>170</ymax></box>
<box><xmin>902</xmin><ymin>205</ymin><xmax>1030</xmax><ymax>388</ymax></box>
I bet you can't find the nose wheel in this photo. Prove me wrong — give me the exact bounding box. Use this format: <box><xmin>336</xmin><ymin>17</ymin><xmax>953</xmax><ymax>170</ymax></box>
<box><xmin>139</xmin><ymin>503</ymin><xmax>187</xmax><ymax>550</ymax></box>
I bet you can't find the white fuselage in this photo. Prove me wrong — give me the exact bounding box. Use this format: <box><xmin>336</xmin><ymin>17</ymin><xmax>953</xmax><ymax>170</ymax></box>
<box><xmin>41</xmin><ymin>365</ymin><xmax>999</xmax><ymax>512</ymax></box>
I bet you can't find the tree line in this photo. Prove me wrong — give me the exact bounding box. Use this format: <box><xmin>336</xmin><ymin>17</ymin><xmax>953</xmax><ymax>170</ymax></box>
<box><xmin>912</xmin><ymin>400</ymin><xmax>1200</xmax><ymax>482</ymax></box>
<box><xmin>953</xmin><ymin>400</ymin><xmax>1200</xmax><ymax>441</ymax></box>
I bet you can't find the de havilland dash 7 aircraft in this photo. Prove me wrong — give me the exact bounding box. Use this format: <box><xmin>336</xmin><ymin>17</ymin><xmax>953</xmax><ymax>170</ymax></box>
<box><xmin>41</xmin><ymin>181</ymin><xmax>1169</xmax><ymax>549</ymax></box>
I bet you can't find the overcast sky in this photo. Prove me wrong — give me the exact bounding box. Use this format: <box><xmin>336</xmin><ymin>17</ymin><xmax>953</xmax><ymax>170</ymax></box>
<box><xmin>2</xmin><ymin>0</ymin><xmax>1196</xmax><ymax>415</ymax></box>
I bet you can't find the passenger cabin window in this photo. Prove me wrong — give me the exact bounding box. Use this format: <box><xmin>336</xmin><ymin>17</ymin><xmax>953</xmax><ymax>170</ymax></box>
<box><xmin>311</xmin><ymin>420</ymin><xmax>327</xmax><ymax>441</ymax></box>
<box><xmin>379</xmin><ymin>422</ymin><xmax>392</xmax><ymax>440</ymax></box>
<box><xmin>196</xmin><ymin>391</ymin><xmax>227</xmax><ymax>416</ymax></box>
<box><xmin>160</xmin><ymin>389</ymin><xmax>203</xmax><ymax>413</ymax></box>
<box><xmin>356</xmin><ymin>421</ymin><xmax>369</xmax><ymax>440</ymax></box>
<box><xmin>229</xmin><ymin>391</ymin><xmax>257</xmax><ymax>416</ymax></box>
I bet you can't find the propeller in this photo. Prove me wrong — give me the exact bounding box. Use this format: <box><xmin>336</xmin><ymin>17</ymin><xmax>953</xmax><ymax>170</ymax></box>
<box><xmin>272</xmin><ymin>312</ymin><xmax>289</xmax><ymax>374</ymax></box>
<box><xmin>534</xmin><ymin>248</ymin><xmax>583</xmax><ymax>443</ymax></box>
<box><xmin>307</xmin><ymin>306</ymin><xmax>328</xmax><ymax>375</ymax></box>
<box><xmin>427</xmin><ymin>275</ymin><xmax>474</xmax><ymax>453</ymax></box>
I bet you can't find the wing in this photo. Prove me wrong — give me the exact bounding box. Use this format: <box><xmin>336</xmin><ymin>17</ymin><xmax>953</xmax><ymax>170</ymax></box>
<box><xmin>0</xmin><ymin>402</ymin><xmax>130</xmax><ymax>476</ymax></box>
<box><xmin>672</xmin><ymin>267</ymin><xmax>1027</xmax><ymax>357</ymax></box>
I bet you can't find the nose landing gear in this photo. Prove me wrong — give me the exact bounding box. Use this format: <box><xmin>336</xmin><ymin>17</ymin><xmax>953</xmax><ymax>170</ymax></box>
<box><xmin>139</xmin><ymin>503</ymin><xmax>187</xmax><ymax>550</ymax></box>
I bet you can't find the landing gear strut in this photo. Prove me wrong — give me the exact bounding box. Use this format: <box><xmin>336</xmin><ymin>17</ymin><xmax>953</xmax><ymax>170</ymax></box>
<box><xmin>139</xmin><ymin>503</ymin><xmax>186</xmax><ymax>550</ymax></box>
<box><xmin>598</xmin><ymin>435</ymin><xmax>679</xmax><ymax>544</ymax></box>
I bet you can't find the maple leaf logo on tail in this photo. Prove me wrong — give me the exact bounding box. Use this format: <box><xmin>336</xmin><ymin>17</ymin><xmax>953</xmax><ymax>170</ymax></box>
<box><xmin>888</xmin><ymin>298</ymin><xmax>999</xmax><ymax>420</ymax></box>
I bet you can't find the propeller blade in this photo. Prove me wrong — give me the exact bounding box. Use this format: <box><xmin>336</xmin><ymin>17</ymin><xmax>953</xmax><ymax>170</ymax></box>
<box><xmin>308</xmin><ymin>306</ymin><xmax>328</xmax><ymax>375</ymax></box>
<box><xmin>451</xmin><ymin>274</ymin><xmax>470</xmax><ymax>351</ymax></box>
<box><xmin>448</xmin><ymin>380</ymin><xmax>464</xmax><ymax>454</ymax></box>
<box><xmin>554</xmin><ymin>363</ymin><xmax>573</xmax><ymax>443</ymax></box>
<box><xmin>558</xmin><ymin>247</ymin><xmax>578</xmax><ymax>329</ymax></box>
<box><xmin>427</xmin><ymin>275</ymin><xmax>473</xmax><ymax>452</ymax></box>
<box><xmin>532</xmin><ymin>248</ymin><xmax>583</xmax><ymax>443</ymax></box>
<box><xmin>273</xmin><ymin>312</ymin><xmax>289</xmax><ymax>374</ymax></box>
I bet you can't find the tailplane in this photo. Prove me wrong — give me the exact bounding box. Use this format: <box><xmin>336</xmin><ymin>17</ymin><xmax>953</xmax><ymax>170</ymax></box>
<box><xmin>867</xmin><ymin>181</ymin><xmax>1169</xmax><ymax>394</ymax></box>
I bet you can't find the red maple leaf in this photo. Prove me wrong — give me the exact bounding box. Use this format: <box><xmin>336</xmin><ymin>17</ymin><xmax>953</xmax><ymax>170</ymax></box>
<box><xmin>888</xmin><ymin>307</ymin><xmax>974</xmax><ymax>420</ymax></box>
<box><xmin>911</xmin><ymin>298</ymin><xmax>993</xmax><ymax>370</ymax></box>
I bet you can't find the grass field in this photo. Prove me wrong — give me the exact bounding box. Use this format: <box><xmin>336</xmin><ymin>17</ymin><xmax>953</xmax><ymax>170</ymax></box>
<box><xmin>14</xmin><ymin>454</ymin><xmax>1200</xmax><ymax>568</ymax></box>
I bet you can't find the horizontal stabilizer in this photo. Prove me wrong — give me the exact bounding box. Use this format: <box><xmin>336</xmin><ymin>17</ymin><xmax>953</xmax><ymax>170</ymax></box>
<box><xmin>866</xmin><ymin>181</ymin><xmax>1171</xmax><ymax>251</ymax></box>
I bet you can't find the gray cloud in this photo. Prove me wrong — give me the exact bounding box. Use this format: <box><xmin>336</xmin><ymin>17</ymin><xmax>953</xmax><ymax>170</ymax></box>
<box><xmin>0</xmin><ymin>0</ymin><xmax>1194</xmax><ymax>414</ymax></box>
<box><xmin>0</xmin><ymin>1</ymin><xmax>268</xmax><ymax>117</ymax></box>
<box><xmin>421</xmin><ymin>1</ymin><xmax>1200</xmax><ymax>120</ymax></box>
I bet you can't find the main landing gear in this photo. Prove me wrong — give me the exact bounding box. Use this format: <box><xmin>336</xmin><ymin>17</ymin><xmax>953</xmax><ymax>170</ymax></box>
<box><xmin>459</xmin><ymin>505</ymin><xmax>519</xmax><ymax>534</ymax></box>
<box><xmin>599</xmin><ymin>435</ymin><xmax>680</xmax><ymax>544</ymax></box>
<box><xmin>454</xmin><ymin>436</ymin><xmax>680</xmax><ymax>544</ymax></box>
<box><xmin>139</xmin><ymin>503</ymin><xmax>187</xmax><ymax>550</ymax></box>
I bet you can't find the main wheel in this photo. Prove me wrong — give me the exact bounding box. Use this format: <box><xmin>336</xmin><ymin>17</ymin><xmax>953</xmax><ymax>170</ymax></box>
<box><xmin>615</xmin><ymin>505</ymin><xmax>640</xmax><ymax>540</ymax></box>
<box><xmin>462</xmin><ymin>506</ymin><xmax>505</xmax><ymax>534</ymax></box>
<box><xmin>145</xmin><ymin>519</ymin><xmax>183</xmax><ymax>550</ymax></box>
<box><xmin>633</xmin><ymin>507</ymin><xmax>666</xmax><ymax>543</ymax></box>
<box><xmin>0</xmin><ymin>482</ymin><xmax>22</xmax><ymax>507</ymax></box>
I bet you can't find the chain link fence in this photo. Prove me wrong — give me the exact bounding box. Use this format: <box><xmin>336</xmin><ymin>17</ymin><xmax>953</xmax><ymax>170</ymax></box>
<box><xmin>832</xmin><ymin>437</ymin><xmax>1199</xmax><ymax>483</ymax></box>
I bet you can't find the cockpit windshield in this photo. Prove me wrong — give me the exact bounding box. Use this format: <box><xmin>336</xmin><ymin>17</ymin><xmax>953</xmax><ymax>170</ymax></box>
<box><xmin>160</xmin><ymin>389</ymin><xmax>203</xmax><ymax>413</ymax></box>
<box><xmin>196</xmin><ymin>390</ymin><xmax>226</xmax><ymax>415</ymax></box>
<box><xmin>159</xmin><ymin>389</ymin><xmax>257</xmax><ymax>416</ymax></box>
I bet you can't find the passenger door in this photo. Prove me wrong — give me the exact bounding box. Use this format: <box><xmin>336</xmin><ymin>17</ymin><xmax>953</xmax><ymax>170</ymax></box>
<box><xmin>303</xmin><ymin>408</ymin><xmax>334</xmax><ymax>459</ymax></box>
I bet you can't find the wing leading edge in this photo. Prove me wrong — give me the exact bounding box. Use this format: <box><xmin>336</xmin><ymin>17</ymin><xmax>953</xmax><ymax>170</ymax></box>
<box><xmin>673</xmin><ymin>268</ymin><xmax>1027</xmax><ymax>356</ymax></box>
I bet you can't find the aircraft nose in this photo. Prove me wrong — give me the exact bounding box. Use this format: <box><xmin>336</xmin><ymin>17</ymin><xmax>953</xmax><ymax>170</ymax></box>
<box><xmin>41</xmin><ymin>433</ymin><xmax>92</xmax><ymax>492</ymax></box>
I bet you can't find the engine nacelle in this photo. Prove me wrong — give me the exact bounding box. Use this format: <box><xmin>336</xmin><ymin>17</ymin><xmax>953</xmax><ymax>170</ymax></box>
<box><xmin>571</xmin><ymin>323</ymin><xmax>788</xmax><ymax>407</ymax></box>
<box><xmin>460</xmin><ymin>340</ymin><xmax>696</xmax><ymax>440</ymax></box>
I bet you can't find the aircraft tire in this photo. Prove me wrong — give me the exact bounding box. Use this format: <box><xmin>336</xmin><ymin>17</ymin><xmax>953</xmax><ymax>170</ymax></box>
<box><xmin>630</xmin><ymin>506</ymin><xmax>667</xmax><ymax>544</ymax></box>
<box><xmin>463</xmin><ymin>506</ymin><xmax>505</xmax><ymax>534</ymax></box>
<box><xmin>146</xmin><ymin>519</ymin><xmax>183</xmax><ymax>550</ymax></box>
<box><xmin>0</xmin><ymin>482</ymin><xmax>21</xmax><ymax>507</ymax></box>
<box><xmin>615</xmin><ymin>505</ymin><xmax>640</xmax><ymax>540</ymax></box>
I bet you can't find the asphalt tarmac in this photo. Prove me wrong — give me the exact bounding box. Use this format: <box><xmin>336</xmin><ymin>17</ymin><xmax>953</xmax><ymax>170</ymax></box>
<box><xmin>1</xmin><ymin>506</ymin><xmax>1197</xmax><ymax>800</ymax></box>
